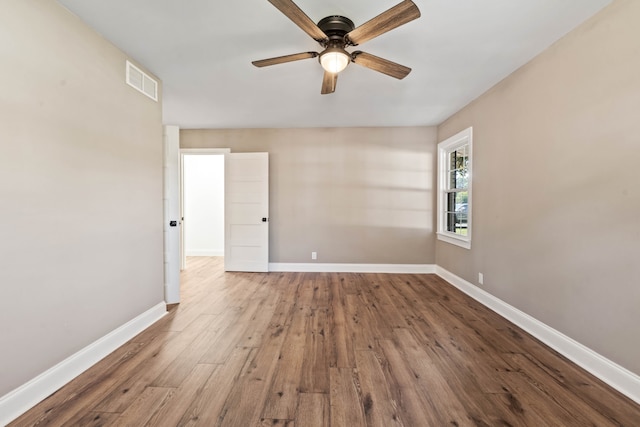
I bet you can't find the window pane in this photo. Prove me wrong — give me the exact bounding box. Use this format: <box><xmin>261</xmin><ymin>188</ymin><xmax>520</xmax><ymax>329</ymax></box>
<box><xmin>446</xmin><ymin>192</ymin><xmax>456</xmax><ymax>232</ymax></box>
<box><xmin>455</xmin><ymin>191</ymin><xmax>468</xmax><ymax>205</ymax></box>
<box><xmin>448</xmin><ymin>171</ymin><xmax>457</xmax><ymax>189</ymax></box>
<box><xmin>446</xmin><ymin>192</ymin><xmax>456</xmax><ymax>212</ymax></box>
<box><xmin>446</xmin><ymin>144</ymin><xmax>469</xmax><ymax>190</ymax></box>
<box><xmin>454</xmin><ymin>146</ymin><xmax>468</xmax><ymax>170</ymax></box>
<box><xmin>454</xmin><ymin>191</ymin><xmax>468</xmax><ymax>233</ymax></box>
<box><xmin>456</xmin><ymin>169</ymin><xmax>468</xmax><ymax>189</ymax></box>
<box><xmin>449</xmin><ymin>151</ymin><xmax>457</xmax><ymax>172</ymax></box>
<box><xmin>455</xmin><ymin>225</ymin><xmax>468</xmax><ymax>236</ymax></box>
<box><xmin>446</xmin><ymin>212</ymin><xmax>456</xmax><ymax>232</ymax></box>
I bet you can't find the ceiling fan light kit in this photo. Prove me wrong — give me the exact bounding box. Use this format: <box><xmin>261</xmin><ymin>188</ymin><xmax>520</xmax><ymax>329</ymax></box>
<box><xmin>319</xmin><ymin>47</ymin><xmax>350</xmax><ymax>73</ymax></box>
<box><xmin>252</xmin><ymin>0</ymin><xmax>421</xmax><ymax>94</ymax></box>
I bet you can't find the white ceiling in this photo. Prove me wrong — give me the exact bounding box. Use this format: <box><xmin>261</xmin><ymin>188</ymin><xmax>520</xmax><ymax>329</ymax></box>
<box><xmin>58</xmin><ymin>0</ymin><xmax>610</xmax><ymax>129</ymax></box>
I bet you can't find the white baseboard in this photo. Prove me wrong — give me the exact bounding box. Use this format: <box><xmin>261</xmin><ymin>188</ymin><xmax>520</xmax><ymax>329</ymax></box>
<box><xmin>0</xmin><ymin>302</ymin><xmax>167</xmax><ymax>426</ymax></box>
<box><xmin>435</xmin><ymin>266</ymin><xmax>640</xmax><ymax>405</ymax></box>
<box><xmin>269</xmin><ymin>263</ymin><xmax>436</xmax><ymax>274</ymax></box>
<box><xmin>186</xmin><ymin>250</ymin><xmax>224</xmax><ymax>257</ymax></box>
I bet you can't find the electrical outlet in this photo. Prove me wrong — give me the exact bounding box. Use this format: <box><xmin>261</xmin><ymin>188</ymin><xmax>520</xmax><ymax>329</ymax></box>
<box><xmin>311</xmin><ymin>252</ymin><xmax>317</xmax><ymax>260</ymax></box>
<box><xmin>478</xmin><ymin>273</ymin><xmax>484</xmax><ymax>285</ymax></box>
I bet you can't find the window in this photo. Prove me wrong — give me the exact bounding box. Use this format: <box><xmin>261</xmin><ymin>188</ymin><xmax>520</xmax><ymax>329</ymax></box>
<box><xmin>437</xmin><ymin>127</ymin><xmax>472</xmax><ymax>249</ymax></box>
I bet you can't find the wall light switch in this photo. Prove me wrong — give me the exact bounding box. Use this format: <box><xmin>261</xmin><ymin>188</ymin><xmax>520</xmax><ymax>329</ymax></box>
<box><xmin>311</xmin><ymin>252</ymin><xmax>317</xmax><ymax>260</ymax></box>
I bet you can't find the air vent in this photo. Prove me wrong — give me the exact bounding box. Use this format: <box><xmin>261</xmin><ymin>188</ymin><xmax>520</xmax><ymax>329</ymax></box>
<box><xmin>126</xmin><ymin>60</ymin><xmax>158</xmax><ymax>101</ymax></box>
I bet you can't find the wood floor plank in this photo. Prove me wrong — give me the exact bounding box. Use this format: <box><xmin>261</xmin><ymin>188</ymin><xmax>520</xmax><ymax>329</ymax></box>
<box><xmin>413</xmin><ymin>298</ymin><xmax>516</xmax><ymax>394</ymax></box>
<box><xmin>150</xmin><ymin>312</ymin><xmax>236</xmax><ymax>388</ymax></box>
<box><xmin>215</xmin><ymin>310</ymin><xmax>291</xmax><ymax>425</ymax></box>
<box><xmin>10</xmin><ymin>258</ymin><xmax>640</xmax><ymax>427</ymax></box>
<box><xmin>105</xmin><ymin>386</ymin><xmax>172</xmax><ymax>427</ymax></box>
<box><xmin>521</xmin><ymin>345</ymin><xmax>640</xmax><ymax>425</ymax></box>
<box><xmin>257</xmin><ymin>420</ymin><xmax>294</xmax><ymax>426</ymax></box>
<box><xmin>295</xmin><ymin>393</ymin><xmax>329</xmax><ymax>427</ymax></box>
<box><xmin>359</xmin><ymin>274</ymin><xmax>411</xmax><ymax>330</ymax></box>
<box><xmin>437</xmin><ymin>297</ymin><xmax>530</xmax><ymax>356</ymax></box>
<box><xmin>261</xmin><ymin>306</ymin><xmax>310</xmax><ymax>419</ymax></box>
<box><xmin>145</xmin><ymin>363</ymin><xmax>217</xmax><ymax>427</ymax></box>
<box><xmin>326</xmin><ymin>277</ymin><xmax>355</xmax><ymax>368</ymax></box>
<box><xmin>484</xmin><ymin>391</ymin><xmax>555</xmax><ymax>427</ymax></box>
<box><xmin>392</xmin><ymin>328</ymin><xmax>476</xmax><ymax>426</ymax></box>
<box><xmin>268</xmin><ymin>273</ymin><xmax>301</xmax><ymax>326</ymax></box>
<box><xmin>345</xmin><ymin>294</ymin><xmax>378</xmax><ymax>351</ymax></box>
<box><xmin>176</xmin><ymin>346</ymin><xmax>254</xmax><ymax>426</ymax></box>
<box><xmin>94</xmin><ymin>314</ymin><xmax>215</xmax><ymax>413</ymax></box>
<box><xmin>311</xmin><ymin>273</ymin><xmax>330</xmax><ymax>309</ymax></box>
<box><xmin>498</xmin><ymin>368</ymin><xmax>594</xmax><ymax>426</ymax></box>
<box><xmin>299</xmin><ymin>308</ymin><xmax>330</xmax><ymax>393</ymax></box>
<box><xmin>68</xmin><ymin>411</ymin><xmax>121</xmax><ymax>427</ymax></box>
<box><xmin>235</xmin><ymin>289</ymin><xmax>280</xmax><ymax>348</ymax></box>
<box><xmin>32</xmin><ymin>331</ymin><xmax>177</xmax><ymax>427</ymax></box>
<box><xmin>503</xmin><ymin>353</ymin><xmax>625</xmax><ymax>426</ymax></box>
<box><xmin>162</xmin><ymin>295</ymin><xmax>220</xmax><ymax>333</ymax></box>
<box><xmin>10</xmin><ymin>341</ymin><xmax>146</xmax><ymax>427</ymax></box>
<box><xmin>419</xmin><ymin>310</ymin><xmax>598</xmax><ymax>427</ymax></box>
<box><xmin>351</xmin><ymin>280</ymin><xmax>395</xmax><ymax>342</ymax></box>
<box><xmin>354</xmin><ymin>350</ymin><xmax>404</xmax><ymax>427</ymax></box>
<box><xmin>340</xmin><ymin>272</ymin><xmax>360</xmax><ymax>295</ymax></box>
<box><xmin>397</xmin><ymin>279</ymin><xmax>527</xmax><ymax>399</ymax></box>
<box><xmin>295</xmin><ymin>278</ymin><xmax>316</xmax><ymax>308</ymax></box>
<box><xmin>198</xmin><ymin>298</ymin><xmax>263</xmax><ymax>364</ymax></box>
<box><xmin>329</xmin><ymin>368</ymin><xmax>365</xmax><ymax>427</ymax></box>
<box><xmin>379</xmin><ymin>338</ymin><xmax>450</xmax><ymax>426</ymax></box>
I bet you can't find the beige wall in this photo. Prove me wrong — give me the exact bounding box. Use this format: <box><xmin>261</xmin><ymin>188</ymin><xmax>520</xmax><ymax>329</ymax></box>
<box><xmin>437</xmin><ymin>0</ymin><xmax>640</xmax><ymax>374</ymax></box>
<box><xmin>182</xmin><ymin>127</ymin><xmax>438</xmax><ymax>264</ymax></box>
<box><xmin>0</xmin><ymin>0</ymin><xmax>164</xmax><ymax>396</ymax></box>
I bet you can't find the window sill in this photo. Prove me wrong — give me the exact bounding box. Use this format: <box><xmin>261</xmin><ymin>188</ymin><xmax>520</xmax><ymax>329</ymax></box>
<box><xmin>437</xmin><ymin>232</ymin><xmax>471</xmax><ymax>249</ymax></box>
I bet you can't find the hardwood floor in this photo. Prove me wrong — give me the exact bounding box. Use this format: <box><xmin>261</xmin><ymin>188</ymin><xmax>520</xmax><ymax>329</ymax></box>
<box><xmin>10</xmin><ymin>257</ymin><xmax>640</xmax><ymax>426</ymax></box>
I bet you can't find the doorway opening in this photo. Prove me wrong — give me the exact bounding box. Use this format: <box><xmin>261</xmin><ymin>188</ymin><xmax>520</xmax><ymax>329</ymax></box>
<box><xmin>180</xmin><ymin>149</ymin><xmax>230</xmax><ymax>270</ymax></box>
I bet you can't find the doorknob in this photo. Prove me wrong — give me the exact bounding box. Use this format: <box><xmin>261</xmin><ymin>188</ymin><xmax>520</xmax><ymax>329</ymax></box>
<box><xmin>262</xmin><ymin>217</ymin><xmax>268</xmax><ymax>222</ymax></box>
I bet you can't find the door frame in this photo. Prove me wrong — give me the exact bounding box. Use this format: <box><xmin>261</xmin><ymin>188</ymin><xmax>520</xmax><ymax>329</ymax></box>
<box><xmin>180</xmin><ymin>148</ymin><xmax>231</xmax><ymax>270</ymax></box>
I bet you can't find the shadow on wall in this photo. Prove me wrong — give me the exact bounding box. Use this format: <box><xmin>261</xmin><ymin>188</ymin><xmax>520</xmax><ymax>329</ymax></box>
<box><xmin>270</xmin><ymin>143</ymin><xmax>435</xmax><ymax>264</ymax></box>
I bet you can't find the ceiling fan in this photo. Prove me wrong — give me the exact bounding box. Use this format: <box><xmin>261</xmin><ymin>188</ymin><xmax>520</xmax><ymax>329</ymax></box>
<box><xmin>252</xmin><ymin>0</ymin><xmax>421</xmax><ymax>94</ymax></box>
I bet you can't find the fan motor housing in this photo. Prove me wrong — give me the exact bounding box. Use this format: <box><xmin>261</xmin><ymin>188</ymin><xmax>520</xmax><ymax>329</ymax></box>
<box><xmin>317</xmin><ymin>15</ymin><xmax>355</xmax><ymax>44</ymax></box>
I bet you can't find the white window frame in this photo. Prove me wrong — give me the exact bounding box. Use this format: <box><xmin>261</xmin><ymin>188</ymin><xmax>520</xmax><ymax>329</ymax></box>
<box><xmin>437</xmin><ymin>127</ymin><xmax>472</xmax><ymax>249</ymax></box>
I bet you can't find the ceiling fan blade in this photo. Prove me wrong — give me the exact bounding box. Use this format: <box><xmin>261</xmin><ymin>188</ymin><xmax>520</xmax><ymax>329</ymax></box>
<box><xmin>321</xmin><ymin>71</ymin><xmax>338</xmax><ymax>94</ymax></box>
<box><xmin>268</xmin><ymin>0</ymin><xmax>328</xmax><ymax>42</ymax></box>
<box><xmin>252</xmin><ymin>52</ymin><xmax>318</xmax><ymax>67</ymax></box>
<box><xmin>352</xmin><ymin>51</ymin><xmax>411</xmax><ymax>79</ymax></box>
<box><xmin>346</xmin><ymin>0</ymin><xmax>420</xmax><ymax>46</ymax></box>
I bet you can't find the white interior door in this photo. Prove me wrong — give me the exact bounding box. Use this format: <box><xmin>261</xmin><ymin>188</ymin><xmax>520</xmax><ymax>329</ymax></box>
<box><xmin>163</xmin><ymin>125</ymin><xmax>180</xmax><ymax>303</ymax></box>
<box><xmin>224</xmin><ymin>152</ymin><xmax>269</xmax><ymax>272</ymax></box>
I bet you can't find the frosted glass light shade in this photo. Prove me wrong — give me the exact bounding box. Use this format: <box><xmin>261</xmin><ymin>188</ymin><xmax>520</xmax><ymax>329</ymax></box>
<box><xmin>320</xmin><ymin>48</ymin><xmax>350</xmax><ymax>74</ymax></box>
